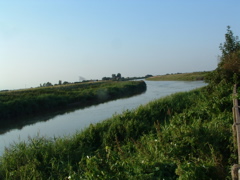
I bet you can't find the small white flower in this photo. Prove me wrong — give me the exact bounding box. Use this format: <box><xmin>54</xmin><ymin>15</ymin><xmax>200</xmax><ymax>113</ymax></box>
<box><xmin>87</xmin><ymin>156</ymin><xmax>90</xmax><ymax>159</ymax></box>
<box><xmin>68</xmin><ymin>176</ymin><xmax>71</xmax><ymax>179</ymax></box>
<box><xmin>154</xmin><ymin>139</ymin><xmax>158</xmax><ymax>142</ymax></box>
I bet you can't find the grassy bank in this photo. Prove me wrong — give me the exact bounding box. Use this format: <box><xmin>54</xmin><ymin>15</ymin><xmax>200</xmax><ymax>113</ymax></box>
<box><xmin>147</xmin><ymin>71</ymin><xmax>209</xmax><ymax>81</ymax></box>
<box><xmin>0</xmin><ymin>81</ymin><xmax>146</xmax><ymax>121</ymax></box>
<box><xmin>0</xmin><ymin>80</ymin><xmax>234</xmax><ymax>179</ymax></box>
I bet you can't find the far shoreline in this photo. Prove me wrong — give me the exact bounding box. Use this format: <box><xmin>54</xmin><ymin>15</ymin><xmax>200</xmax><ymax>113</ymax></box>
<box><xmin>146</xmin><ymin>71</ymin><xmax>210</xmax><ymax>81</ymax></box>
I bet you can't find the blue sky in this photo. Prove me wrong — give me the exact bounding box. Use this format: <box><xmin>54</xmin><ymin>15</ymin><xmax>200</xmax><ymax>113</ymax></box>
<box><xmin>0</xmin><ymin>0</ymin><xmax>240</xmax><ymax>89</ymax></box>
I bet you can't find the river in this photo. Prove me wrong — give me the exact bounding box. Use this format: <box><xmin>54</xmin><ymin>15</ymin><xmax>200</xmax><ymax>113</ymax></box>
<box><xmin>0</xmin><ymin>80</ymin><xmax>206</xmax><ymax>155</ymax></box>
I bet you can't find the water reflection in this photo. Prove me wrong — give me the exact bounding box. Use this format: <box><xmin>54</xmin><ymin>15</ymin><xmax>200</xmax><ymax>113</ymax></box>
<box><xmin>0</xmin><ymin>90</ymin><xmax>146</xmax><ymax>135</ymax></box>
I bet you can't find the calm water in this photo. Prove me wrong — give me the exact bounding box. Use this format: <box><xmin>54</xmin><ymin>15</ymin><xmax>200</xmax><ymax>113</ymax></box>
<box><xmin>0</xmin><ymin>80</ymin><xmax>206</xmax><ymax>155</ymax></box>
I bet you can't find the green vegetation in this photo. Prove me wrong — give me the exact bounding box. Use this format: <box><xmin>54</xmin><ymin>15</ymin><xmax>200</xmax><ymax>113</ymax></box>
<box><xmin>0</xmin><ymin>82</ymin><xmax>234</xmax><ymax>179</ymax></box>
<box><xmin>206</xmin><ymin>26</ymin><xmax>240</xmax><ymax>85</ymax></box>
<box><xmin>146</xmin><ymin>71</ymin><xmax>209</xmax><ymax>81</ymax></box>
<box><xmin>0</xmin><ymin>26</ymin><xmax>239</xmax><ymax>179</ymax></box>
<box><xmin>0</xmin><ymin>81</ymin><xmax>146</xmax><ymax>120</ymax></box>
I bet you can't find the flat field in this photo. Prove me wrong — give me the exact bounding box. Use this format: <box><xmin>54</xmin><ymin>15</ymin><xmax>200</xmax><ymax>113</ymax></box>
<box><xmin>147</xmin><ymin>71</ymin><xmax>209</xmax><ymax>81</ymax></box>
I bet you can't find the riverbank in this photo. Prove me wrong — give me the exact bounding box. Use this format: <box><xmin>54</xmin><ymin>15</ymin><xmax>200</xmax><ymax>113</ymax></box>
<box><xmin>0</xmin><ymin>81</ymin><xmax>146</xmax><ymax>121</ymax></box>
<box><xmin>146</xmin><ymin>71</ymin><xmax>209</xmax><ymax>81</ymax></box>
<box><xmin>0</xmin><ymin>81</ymin><xmax>234</xmax><ymax>179</ymax></box>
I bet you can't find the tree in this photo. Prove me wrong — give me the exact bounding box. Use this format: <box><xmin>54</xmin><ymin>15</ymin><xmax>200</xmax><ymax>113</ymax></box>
<box><xmin>63</xmin><ymin>81</ymin><xmax>69</xmax><ymax>85</ymax></box>
<box><xmin>117</xmin><ymin>73</ymin><xmax>121</xmax><ymax>80</ymax></box>
<box><xmin>219</xmin><ymin>26</ymin><xmax>240</xmax><ymax>57</ymax></box>
<box><xmin>43</xmin><ymin>82</ymin><xmax>53</xmax><ymax>87</ymax></box>
<box><xmin>206</xmin><ymin>26</ymin><xmax>240</xmax><ymax>84</ymax></box>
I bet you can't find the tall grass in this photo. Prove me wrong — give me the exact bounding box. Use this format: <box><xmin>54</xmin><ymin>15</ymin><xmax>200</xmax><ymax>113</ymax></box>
<box><xmin>0</xmin><ymin>81</ymin><xmax>235</xmax><ymax>179</ymax></box>
<box><xmin>0</xmin><ymin>81</ymin><xmax>146</xmax><ymax>120</ymax></box>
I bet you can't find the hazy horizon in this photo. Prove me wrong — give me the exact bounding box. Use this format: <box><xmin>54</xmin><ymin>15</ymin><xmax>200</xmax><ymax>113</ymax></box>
<box><xmin>1</xmin><ymin>1</ymin><xmax>240</xmax><ymax>90</ymax></box>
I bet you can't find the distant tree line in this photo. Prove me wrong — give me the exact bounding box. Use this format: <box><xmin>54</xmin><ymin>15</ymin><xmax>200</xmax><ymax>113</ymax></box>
<box><xmin>39</xmin><ymin>80</ymin><xmax>95</xmax><ymax>88</ymax></box>
<box><xmin>102</xmin><ymin>73</ymin><xmax>153</xmax><ymax>81</ymax></box>
<box><xmin>102</xmin><ymin>73</ymin><xmax>123</xmax><ymax>81</ymax></box>
<box><xmin>39</xmin><ymin>73</ymin><xmax>153</xmax><ymax>88</ymax></box>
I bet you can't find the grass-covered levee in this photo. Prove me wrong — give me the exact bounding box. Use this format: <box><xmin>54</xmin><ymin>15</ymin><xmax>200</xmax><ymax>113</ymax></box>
<box><xmin>0</xmin><ymin>79</ymin><xmax>235</xmax><ymax>179</ymax></box>
<box><xmin>0</xmin><ymin>80</ymin><xmax>146</xmax><ymax>121</ymax></box>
